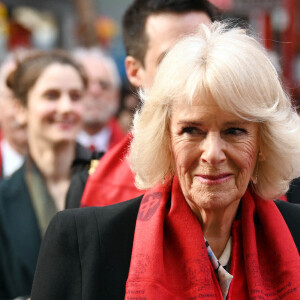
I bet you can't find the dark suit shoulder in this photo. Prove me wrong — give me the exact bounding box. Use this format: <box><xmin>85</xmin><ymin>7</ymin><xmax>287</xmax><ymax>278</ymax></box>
<box><xmin>63</xmin><ymin>195</ymin><xmax>142</xmax><ymax>225</ymax></box>
<box><xmin>275</xmin><ymin>200</ymin><xmax>300</xmax><ymax>253</ymax></box>
<box><xmin>47</xmin><ymin>195</ymin><xmax>143</xmax><ymax>249</ymax></box>
<box><xmin>286</xmin><ymin>177</ymin><xmax>300</xmax><ymax>204</ymax></box>
<box><xmin>0</xmin><ymin>163</ymin><xmax>39</xmax><ymax>299</ymax></box>
<box><xmin>0</xmin><ymin>164</ymin><xmax>26</xmax><ymax>197</ymax></box>
<box><xmin>65</xmin><ymin>148</ymin><xmax>104</xmax><ymax>209</ymax></box>
<box><xmin>32</xmin><ymin>196</ymin><xmax>143</xmax><ymax>300</ymax></box>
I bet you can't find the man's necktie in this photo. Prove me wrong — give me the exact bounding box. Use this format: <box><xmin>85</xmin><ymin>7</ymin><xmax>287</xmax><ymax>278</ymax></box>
<box><xmin>89</xmin><ymin>144</ymin><xmax>96</xmax><ymax>152</ymax></box>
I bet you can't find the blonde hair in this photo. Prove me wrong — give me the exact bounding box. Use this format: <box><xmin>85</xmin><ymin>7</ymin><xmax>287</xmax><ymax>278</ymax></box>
<box><xmin>129</xmin><ymin>22</ymin><xmax>300</xmax><ymax>199</ymax></box>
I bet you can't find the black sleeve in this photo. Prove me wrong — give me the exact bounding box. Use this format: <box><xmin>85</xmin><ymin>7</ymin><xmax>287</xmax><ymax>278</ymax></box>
<box><xmin>0</xmin><ymin>218</ymin><xmax>31</xmax><ymax>299</ymax></box>
<box><xmin>0</xmin><ymin>174</ymin><xmax>34</xmax><ymax>299</ymax></box>
<box><xmin>275</xmin><ymin>200</ymin><xmax>300</xmax><ymax>254</ymax></box>
<box><xmin>31</xmin><ymin>211</ymin><xmax>82</xmax><ymax>300</ymax></box>
<box><xmin>65</xmin><ymin>151</ymin><xmax>104</xmax><ymax>209</ymax></box>
<box><xmin>286</xmin><ymin>177</ymin><xmax>300</xmax><ymax>204</ymax></box>
<box><xmin>32</xmin><ymin>197</ymin><xmax>142</xmax><ymax>299</ymax></box>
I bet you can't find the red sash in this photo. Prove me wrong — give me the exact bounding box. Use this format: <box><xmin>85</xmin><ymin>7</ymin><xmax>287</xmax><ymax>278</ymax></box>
<box><xmin>81</xmin><ymin>133</ymin><xmax>145</xmax><ymax>207</ymax></box>
<box><xmin>107</xmin><ymin>118</ymin><xmax>126</xmax><ymax>150</ymax></box>
<box><xmin>125</xmin><ymin>176</ymin><xmax>300</xmax><ymax>299</ymax></box>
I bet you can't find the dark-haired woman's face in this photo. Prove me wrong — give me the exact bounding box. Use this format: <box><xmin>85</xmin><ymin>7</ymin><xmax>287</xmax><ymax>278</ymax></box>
<box><xmin>26</xmin><ymin>63</ymin><xmax>84</xmax><ymax>144</ymax></box>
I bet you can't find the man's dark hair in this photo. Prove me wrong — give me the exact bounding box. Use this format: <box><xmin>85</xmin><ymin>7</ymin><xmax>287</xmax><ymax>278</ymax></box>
<box><xmin>122</xmin><ymin>0</ymin><xmax>217</xmax><ymax>65</ymax></box>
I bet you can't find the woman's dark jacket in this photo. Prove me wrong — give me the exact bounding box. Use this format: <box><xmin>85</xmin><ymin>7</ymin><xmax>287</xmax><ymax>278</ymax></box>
<box><xmin>30</xmin><ymin>197</ymin><xmax>300</xmax><ymax>300</ymax></box>
<box><xmin>0</xmin><ymin>144</ymin><xmax>92</xmax><ymax>299</ymax></box>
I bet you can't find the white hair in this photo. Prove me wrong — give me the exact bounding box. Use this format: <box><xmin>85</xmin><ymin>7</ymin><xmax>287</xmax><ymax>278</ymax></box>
<box><xmin>73</xmin><ymin>47</ymin><xmax>121</xmax><ymax>88</ymax></box>
<box><xmin>129</xmin><ymin>21</ymin><xmax>300</xmax><ymax>199</ymax></box>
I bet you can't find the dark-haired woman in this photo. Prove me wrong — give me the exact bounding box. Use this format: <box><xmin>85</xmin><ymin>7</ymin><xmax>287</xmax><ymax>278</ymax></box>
<box><xmin>0</xmin><ymin>50</ymin><xmax>89</xmax><ymax>299</ymax></box>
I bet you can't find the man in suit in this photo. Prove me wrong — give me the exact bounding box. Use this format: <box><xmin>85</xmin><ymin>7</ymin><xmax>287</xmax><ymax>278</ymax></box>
<box><xmin>0</xmin><ymin>55</ymin><xmax>27</xmax><ymax>179</ymax></box>
<box><xmin>74</xmin><ymin>48</ymin><xmax>125</xmax><ymax>153</ymax></box>
<box><xmin>67</xmin><ymin>0</ymin><xmax>216</xmax><ymax>208</ymax></box>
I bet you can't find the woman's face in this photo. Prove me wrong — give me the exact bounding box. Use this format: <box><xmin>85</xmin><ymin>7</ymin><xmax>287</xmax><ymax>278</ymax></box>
<box><xmin>170</xmin><ymin>100</ymin><xmax>259</xmax><ymax>212</ymax></box>
<box><xmin>26</xmin><ymin>63</ymin><xmax>84</xmax><ymax>145</ymax></box>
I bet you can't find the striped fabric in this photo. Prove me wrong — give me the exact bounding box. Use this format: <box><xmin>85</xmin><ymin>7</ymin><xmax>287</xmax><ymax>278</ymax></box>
<box><xmin>205</xmin><ymin>239</ymin><xmax>233</xmax><ymax>299</ymax></box>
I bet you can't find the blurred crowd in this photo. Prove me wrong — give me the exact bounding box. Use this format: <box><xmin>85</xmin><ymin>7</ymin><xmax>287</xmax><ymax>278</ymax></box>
<box><xmin>0</xmin><ymin>44</ymin><xmax>139</xmax><ymax>158</ymax></box>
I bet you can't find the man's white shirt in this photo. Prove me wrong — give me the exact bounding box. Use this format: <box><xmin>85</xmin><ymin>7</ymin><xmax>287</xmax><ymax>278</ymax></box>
<box><xmin>1</xmin><ymin>139</ymin><xmax>24</xmax><ymax>178</ymax></box>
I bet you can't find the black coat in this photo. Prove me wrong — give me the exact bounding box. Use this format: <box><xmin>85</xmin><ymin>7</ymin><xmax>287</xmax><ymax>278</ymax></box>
<box><xmin>0</xmin><ymin>164</ymin><xmax>41</xmax><ymax>299</ymax></box>
<box><xmin>0</xmin><ymin>144</ymin><xmax>92</xmax><ymax>299</ymax></box>
<box><xmin>286</xmin><ymin>177</ymin><xmax>300</xmax><ymax>204</ymax></box>
<box><xmin>31</xmin><ymin>196</ymin><xmax>142</xmax><ymax>300</ymax></box>
<box><xmin>31</xmin><ymin>197</ymin><xmax>300</xmax><ymax>300</ymax></box>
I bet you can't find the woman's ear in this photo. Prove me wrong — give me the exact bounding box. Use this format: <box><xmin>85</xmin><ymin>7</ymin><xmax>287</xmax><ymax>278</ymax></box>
<box><xmin>13</xmin><ymin>99</ymin><xmax>28</xmax><ymax>127</ymax></box>
<box><xmin>258</xmin><ymin>151</ymin><xmax>265</xmax><ymax>162</ymax></box>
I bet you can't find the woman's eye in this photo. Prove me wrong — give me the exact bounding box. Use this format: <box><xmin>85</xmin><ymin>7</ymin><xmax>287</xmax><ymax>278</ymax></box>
<box><xmin>182</xmin><ymin>127</ymin><xmax>201</xmax><ymax>135</ymax></box>
<box><xmin>225</xmin><ymin>127</ymin><xmax>247</xmax><ymax>136</ymax></box>
<box><xmin>70</xmin><ymin>91</ymin><xmax>83</xmax><ymax>101</ymax></box>
<box><xmin>44</xmin><ymin>90</ymin><xmax>59</xmax><ymax>100</ymax></box>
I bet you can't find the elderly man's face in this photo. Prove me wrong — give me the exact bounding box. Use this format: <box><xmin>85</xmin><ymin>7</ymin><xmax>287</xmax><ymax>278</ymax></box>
<box><xmin>80</xmin><ymin>57</ymin><xmax>119</xmax><ymax>126</ymax></box>
<box><xmin>126</xmin><ymin>11</ymin><xmax>211</xmax><ymax>89</ymax></box>
<box><xmin>170</xmin><ymin>101</ymin><xmax>259</xmax><ymax>215</ymax></box>
<box><xmin>0</xmin><ymin>64</ymin><xmax>27</xmax><ymax>153</ymax></box>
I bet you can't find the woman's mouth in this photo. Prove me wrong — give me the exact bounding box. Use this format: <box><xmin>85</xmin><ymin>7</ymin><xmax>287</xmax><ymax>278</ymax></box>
<box><xmin>195</xmin><ymin>173</ymin><xmax>233</xmax><ymax>185</ymax></box>
<box><xmin>54</xmin><ymin>120</ymin><xmax>76</xmax><ymax>130</ymax></box>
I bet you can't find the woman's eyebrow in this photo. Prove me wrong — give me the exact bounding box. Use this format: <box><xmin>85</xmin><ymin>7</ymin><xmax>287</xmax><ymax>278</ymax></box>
<box><xmin>176</xmin><ymin>120</ymin><xmax>203</xmax><ymax>126</ymax></box>
<box><xmin>176</xmin><ymin>120</ymin><xmax>250</xmax><ymax>127</ymax></box>
<box><xmin>223</xmin><ymin>120</ymin><xmax>250</xmax><ymax>126</ymax></box>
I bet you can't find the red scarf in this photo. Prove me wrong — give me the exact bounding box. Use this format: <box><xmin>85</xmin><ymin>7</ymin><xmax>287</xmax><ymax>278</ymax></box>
<box><xmin>81</xmin><ymin>133</ymin><xmax>145</xmax><ymax>207</ymax></box>
<box><xmin>107</xmin><ymin>118</ymin><xmax>126</xmax><ymax>150</ymax></box>
<box><xmin>125</xmin><ymin>176</ymin><xmax>300</xmax><ymax>299</ymax></box>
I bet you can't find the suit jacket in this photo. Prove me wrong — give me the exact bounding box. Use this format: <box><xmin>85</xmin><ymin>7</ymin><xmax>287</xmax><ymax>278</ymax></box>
<box><xmin>31</xmin><ymin>197</ymin><xmax>300</xmax><ymax>300</ymax></box>
<box><xmin>66</xmin><ymin>151</ymin><xmax>104</xmax><ymax>209</ymax></box>
<box><xmin>31</xmin><ymin>196</ymin><xmax>142</xmax><ymax>300</ymax></box>
<box><xmin>0</xmin><ymin>163</ymin><xmax>41</xmax><ymax>299</ymax></box>
<box><xmin>286</xmin><ymin>177</ymin><xmax>300</xmax><ymax>204</ymax></box>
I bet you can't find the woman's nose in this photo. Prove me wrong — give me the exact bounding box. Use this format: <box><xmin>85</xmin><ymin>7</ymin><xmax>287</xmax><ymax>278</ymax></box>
<box><xmin>200</xmin><ymin>133</ymin><xmax>226</xmax><ymax>165</ymax></box>
<box><xmin>58</xmin><ymin>95</ymin><xmax>72</xmax><ymax>112</ymax></box>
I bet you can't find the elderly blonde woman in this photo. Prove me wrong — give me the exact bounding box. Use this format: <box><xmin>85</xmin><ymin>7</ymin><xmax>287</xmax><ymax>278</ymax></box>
<box><xmin>31</xmin><ymin>22</ymin><xmax>300</xmax><ymax>300</ymax></box>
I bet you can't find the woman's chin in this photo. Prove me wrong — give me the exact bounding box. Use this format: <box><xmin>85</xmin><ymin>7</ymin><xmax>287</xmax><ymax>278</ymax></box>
<box><xmin>188</xmin><ymin>189</ymin><xmax>240</xmax><ymax>212</ymax></box>
<box><xmin>43</xmin><ymin>135</ymin><xmax>77</xmax><ymax>146</ymax></box>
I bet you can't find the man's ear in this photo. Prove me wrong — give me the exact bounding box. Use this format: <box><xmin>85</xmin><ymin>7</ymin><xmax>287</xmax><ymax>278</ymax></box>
<box><xmin>125</xmin><ymin>56</ymin><xmax>144</xmax><ymax>88</ymax></box>
<box><xmin>13</xmin><ymin>99</ymin><xmax>27</xmax><ymax>127</ymax></box>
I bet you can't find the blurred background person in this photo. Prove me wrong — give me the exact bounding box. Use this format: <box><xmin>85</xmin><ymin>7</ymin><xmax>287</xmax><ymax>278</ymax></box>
<box><xmin>74</xmin><ymin>47</ymin><xmax>125</xmax><ymax>153</ymax></box>
<box><xmin>0</xmin><ymin>54</ymin><xmax>27</xmax><ymax>179</ymax></box>
<box><xmin>0</xmin><ymin>49</ymin><xmax>88</xmax><ymax>299</ymax></box>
